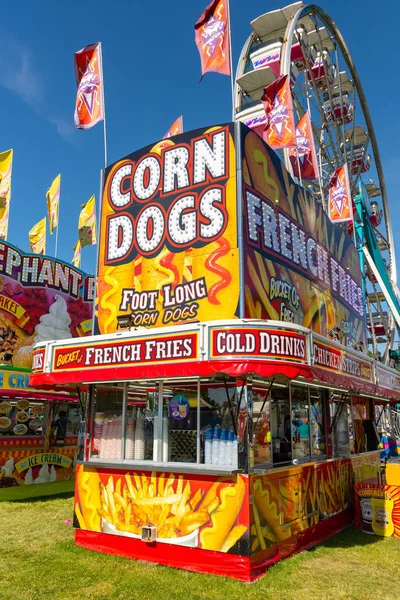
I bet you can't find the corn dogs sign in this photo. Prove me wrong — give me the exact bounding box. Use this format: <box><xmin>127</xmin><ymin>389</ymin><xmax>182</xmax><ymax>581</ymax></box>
<box><xmin>96</xmin><ymin>124</ymin><xmax>239</xmax><ymax>334</ymax></box>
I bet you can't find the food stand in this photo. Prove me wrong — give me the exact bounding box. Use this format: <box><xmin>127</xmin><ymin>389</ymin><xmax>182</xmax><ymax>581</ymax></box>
<box><xmin>0</xmin><ymin>241</ymin><xmax>94</xmax><ymax>500</ymax></box>
<box><xmin>30</xmin><ymin>123</ymin><xmax>400</xmax><ymax>580</ymax></box>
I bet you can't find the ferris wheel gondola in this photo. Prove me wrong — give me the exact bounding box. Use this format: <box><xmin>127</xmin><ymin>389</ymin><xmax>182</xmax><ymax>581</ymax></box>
<box><xmin>234</xmin><ymin>2</ymin><xmax>399</xmax><ymax>363</ymax></box>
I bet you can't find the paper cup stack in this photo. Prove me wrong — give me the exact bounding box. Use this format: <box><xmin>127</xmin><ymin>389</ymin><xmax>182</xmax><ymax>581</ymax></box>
<box><xmin>125</xmin><ymin>418</ymin><xmax>135</xmax><ymax>459</ymax></box>
<box><xmin>93</xmin><ymin>412</ymin><xmax>105</xmax><ymax>453</ymax></box>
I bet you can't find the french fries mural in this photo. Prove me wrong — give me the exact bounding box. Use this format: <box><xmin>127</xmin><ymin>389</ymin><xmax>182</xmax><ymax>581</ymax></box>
<box><xmin>241</xmin><ymin>127</ymin><xmax>366</xmax><ymax>348</ymax></box>
<box><xmin>95</xmin><ymin>124</ymin><xmax>240</xmax><ymax>334</ymax></box>
<box><xmin>250</xmin><ymin>453</ymin><xmax>380</xmax><ymax>556</ymax></box>
<box><xmin>74</xmin><ymin>466</ymin><xmax>249</xmax><ymax>554</ymax></box>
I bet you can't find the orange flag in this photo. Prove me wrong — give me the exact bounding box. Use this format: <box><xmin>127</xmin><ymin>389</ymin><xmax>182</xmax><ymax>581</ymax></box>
<box><xmin>74</xmin><ymin>42</ymin><xmax>104</xmax><ymax>130</ymax></box>
<box><xmin>289</xmin><ymin>112</ymin><xmax>319</xmax><ymax>180</ymax></box>
<box><xmin>329</xmin><ymin>164</ymin><xmax>353</xmax><ymax>223</ymax></box>
<box><xmin>163</xmin><ymin>116</ymin><xmax>183</xmax><ymax>139</ymax></box>
<box><xmin>195</xmin><ymin>0</ymin><xmax>231</xmax><ymax>79</ymax></box>
<box><xmin>262</xmin><ymin>75</ymin><xmax>297</xmax><ymax>149</ymax></box>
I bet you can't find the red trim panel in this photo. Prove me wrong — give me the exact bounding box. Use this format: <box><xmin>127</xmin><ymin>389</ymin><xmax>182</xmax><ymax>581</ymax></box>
<box><xmin>75</xmin><ymin>529</ymin><xmax>252</xmax><ymax>581</ymax></box>
<box><xmin>250</xmin><ymin>508</ymin><xmax>352</xmax><ymax>580</ymax></box>
<box><xmin>75</xmin><ymin>508</ymin><xmax>351</xmax><ymax>581</ymax></box>
<box><xmin>0</xmin><ymin>388</ymin><xmax>78</xmax><ymax>402</ymax></box>
<box><xmin>30</xmin><ymin>360</ymin><xmax>313</xmax><ymax>388</ymax></box>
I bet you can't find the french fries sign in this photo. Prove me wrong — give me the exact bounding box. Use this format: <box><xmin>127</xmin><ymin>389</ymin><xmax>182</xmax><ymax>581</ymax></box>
<box><xmin>241</xmin><ymin>126</ymin><xmax>366</xmax><ymax>349</ymax></box>
<box><xmin>74</xmin><ymin>466</ymin><xmax>249</xmax><ymax>554</ymax></box>
<box><xmin>52</xmin><ymin>332</ymin><xmax>199</xmax><ymax>371</ymax></box>
<box><xmin>96</xmin><ymin>124</ymin><xmax>240</xmax><ymax>334</ymax></box>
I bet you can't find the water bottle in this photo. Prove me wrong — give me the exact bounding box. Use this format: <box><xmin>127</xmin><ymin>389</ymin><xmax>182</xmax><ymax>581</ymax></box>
<box><xmin>212</xmin><ymin>425</ymin><xmax>221</xmax><ymax>465</ymax></box>
<box><xmin>226</xmin><ymin>429</ymin><xmax>234</xmax><ymax>465</ymax></box>
<box><xmin>204</xmin><ymin>426</ymin><xmax>213</xmax><ymax>464</ymax></box>
<box><xmin>231</xmin><ymin>433</ymin><xmax>238</xmax><ymax>468</ymax></box>
<box><xmin>218</xmin><ymin>429</ymin><xmax>228</xmax><ymax>465</ymax></box>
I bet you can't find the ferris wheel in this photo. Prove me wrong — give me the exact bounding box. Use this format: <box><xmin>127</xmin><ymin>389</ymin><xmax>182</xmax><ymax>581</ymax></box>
<box><xmin>234</xmin><ymin>2</ymin><xmax>400</xmax><ymax>363</ymax></box>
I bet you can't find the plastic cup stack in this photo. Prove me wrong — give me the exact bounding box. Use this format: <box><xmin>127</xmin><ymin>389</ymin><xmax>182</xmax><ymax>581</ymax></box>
<box><xmin>134</xmin><ymin>409</ymin><xmax>145</xmax><ymax>460</ymax></box>
<box><xmin>125</xmin><ymin>418</ymin><xmax>135</xmax><ymax>459</ymax></box>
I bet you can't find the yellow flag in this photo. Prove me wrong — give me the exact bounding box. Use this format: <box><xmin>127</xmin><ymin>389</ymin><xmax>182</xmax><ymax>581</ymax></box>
<box><xmin>72</xmin><ymin>240</ymin><xmax>82</xmax><ymax>268</ymax></box>
<box><xmin>0</xmin><ymin>149</ymin><xmax>13</xmax><ymax>240</ymax></box>
<box><xmin>78</xmin><ymin>195</ymin><xmax>96</xmax><ymax>248</ymax></box>
<box><xmin>46</xmin><ymin>174</ymin><xmax>60</xmax><ymax>235</ymax></box>
<box><xmin>29</xmin><ymin>217</ymin><xmax>46</xmax><ymax>255</ymax></box>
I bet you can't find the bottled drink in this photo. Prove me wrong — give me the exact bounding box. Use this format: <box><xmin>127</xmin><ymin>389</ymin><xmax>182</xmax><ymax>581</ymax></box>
<box><xmin>204</xmin><ymin>426</ymin><xmax>213</xmax><ymax>464</ymax></box>
<box><xmin>218</xmin><ymin>429</ymin><xmax>228</xmax><ymax>465</ymax></box>
<box><xmin>231</xmin><ymin>433</ymin><xmax>238</xmax><ymax>468</ymax></box>
<box><xmin>212</xmin><ymin>425</ymin><xmax>221</xmax><ymax>465</ymax></box>
<box><xmin>226</xmin><ymin>429</ymin><xmax>234</xmax><ymax>465</ymax></box>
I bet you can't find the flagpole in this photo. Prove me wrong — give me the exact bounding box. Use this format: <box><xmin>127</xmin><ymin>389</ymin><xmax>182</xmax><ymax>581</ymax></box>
<box><xmin>54</xmin><ymin>224</ymin><xmax>59</xmax><ymax>259</ymax></box>
<box><xmin>296</xmin><ymin>149</ymin><xmax>303</xmax><ymax>187</ymax></box>
<box><xmin>226</xmin><ymin>0</ymin><xmax>235</xmax><ymax>121</ymax></box>
<box><xmin>99</xmin><ymin>42</ymin><xmax>108</xmax><ymax>169</ymax></box>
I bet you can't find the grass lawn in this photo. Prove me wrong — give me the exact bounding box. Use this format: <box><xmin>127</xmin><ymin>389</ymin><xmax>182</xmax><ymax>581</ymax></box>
<box><xmin>1</xmin><ymin>494</ymin><xmax>399</xmax><ymax>600</ymax></box>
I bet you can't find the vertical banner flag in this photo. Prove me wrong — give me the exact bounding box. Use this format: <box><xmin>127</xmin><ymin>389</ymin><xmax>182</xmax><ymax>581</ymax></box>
<box><xmin>29</xmin><ymin>217</ymin><xmax>46</xmax><ymax>255</ymax></box>
<box><xmin>72</xmin><ymin>240</ymin><xmax>82</xmax><ymax>268</ymax></box>
<box><xmin>289</xmin><ymin>112</ymin><xmax>319</xmax><ymax>180</ymax></box>
<box><xmin>329</xmin><ymin>164</ymin><xmax>353</xmax><ymax>223</ymax></box>
<box><xmin>78</xmin><ymin>195</ymin><xmax>97</xmax><ymax>248</ymax></box>
<box><xmin>163</xmin><ymin>116</ymin><xmax>183</xmax><ymax>139</ymax></box>
<box><xmin>0</xmin><ymin>149</ymin><xmax>13</xmax><ymax>240</ymax></box>
<box><xmin>74</xmin><ymin>42</ymin><xmax>104</xmax><ymax>130</ymax></box>
<box><xmin>261</xmin><ymin>75</ymin><xmax>297</xmax><ymax>149</ymax></box>
<box><xmin>195</xmin><ymin>0</ymin><xmax>230</xmax><ymax>79</ymax></box>
<box><xmin>46</xmin><ymin>174</ymin><xmax>60</xmax><ymax>234</ymax></box>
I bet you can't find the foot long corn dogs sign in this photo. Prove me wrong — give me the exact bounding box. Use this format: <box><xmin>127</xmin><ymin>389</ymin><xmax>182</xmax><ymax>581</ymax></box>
<box><xmin>96</xmin><ymin>124</ymin><xmax>239</xmax><ymax>334</ymax></box>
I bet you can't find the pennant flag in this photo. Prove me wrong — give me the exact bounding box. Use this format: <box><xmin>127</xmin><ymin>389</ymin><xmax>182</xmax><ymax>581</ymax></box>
<box><xmin>289</xmin><ymin>112</ymin><xmax>319</xmax><ymax>180</ymax></box>
<box><xmin>195</xmin><ymin>0</ymin><xmax>231</xmax><ymax>79</ymax></box>
<box><xmin>78</xmin><ymin>195</ymin><xmax>97</xmax><ymax>248</ymax></box>
<box><xmin>29</xmin><ymin>217</ymin><xmax>46</xmax><ymax>255</ymax></box>
<box><xmin>74</xmin><ymin>42</ymin><xmax>104</xmax><ymax>130</ymax></box>
<box><xmin>0</xmin><ymin>149</ymin><xmax>13</xmax><ymax>240</ymax></box>
<box><xmin>163</xmin><ymin>116</ymin><xmax>183</xmax><ymax>139</ymax></box>
<box><xmin>72</xmin><ymin>240</ymin><xmax>82</xmax><ymax>268</ymax></box>
<box><xmin>329</xmin><ymin>164</ymin><xmax>353</xmax><ymax>223</ymax></box>
<box><xmin>46</xmin><ymin>174</ymin><xmax>60</xmax><ymax>235</ymax></box>
<box><xmin>261</xmin><ymin>75</ymin><xmax>297</xmax><ymax>149</ymax></box>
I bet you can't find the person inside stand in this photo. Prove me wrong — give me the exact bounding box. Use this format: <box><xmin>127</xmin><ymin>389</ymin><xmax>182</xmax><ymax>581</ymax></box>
<box><xmin>53</xmin><ymin>411</ymin><xmax>69</xmax><ymax>447</ymax></box>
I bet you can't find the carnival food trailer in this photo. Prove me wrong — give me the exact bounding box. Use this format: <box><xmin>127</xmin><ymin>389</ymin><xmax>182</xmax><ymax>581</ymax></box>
<box><xmin>0</xmin><ymin>241</ymin><xmax>94</xmax><ymax>500</ymax></box>
<box><xmin>30</xmin><ymin>122</ymin><xmax>400</xmax><ymax>580</ymax></box>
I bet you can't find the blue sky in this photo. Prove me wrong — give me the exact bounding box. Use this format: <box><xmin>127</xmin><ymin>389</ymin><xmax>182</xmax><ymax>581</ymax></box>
<box><xmin>1</xmin><ymin>0</ymin><xmax>399</xmax><ymax>276</ymax></box>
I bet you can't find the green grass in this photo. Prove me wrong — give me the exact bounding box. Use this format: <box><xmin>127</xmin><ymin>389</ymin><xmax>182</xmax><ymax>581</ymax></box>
<box><xmin>1</xmin><ymin>494</ymin><xmax>400</xmax><ymax>600</ymax></box>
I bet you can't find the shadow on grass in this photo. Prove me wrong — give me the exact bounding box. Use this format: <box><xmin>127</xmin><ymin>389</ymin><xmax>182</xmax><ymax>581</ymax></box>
<box><xmin>307</xmin><ymin>525</ymin><xmax>385</xmax><ymax>551</ymax></box>
<box><xmin>10</xmin><ymin>491</ymin><xmax>74</xmax><ymax>504</ymax></box>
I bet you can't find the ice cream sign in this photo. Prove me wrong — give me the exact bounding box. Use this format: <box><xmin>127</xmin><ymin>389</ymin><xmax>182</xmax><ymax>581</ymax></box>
<box><xmin>0</xmin><ymin>240</ymin><xmax>94</xmax><ymax>370</ymax></box>
<box><xmin>14</xmin><ymin>451</ymin><xmax>73</xmax><ymax>473</ymax></box>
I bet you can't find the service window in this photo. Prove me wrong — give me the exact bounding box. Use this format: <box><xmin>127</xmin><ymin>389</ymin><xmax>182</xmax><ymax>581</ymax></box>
<box><xmin>330</xmin><ymin>393</ymin><xmax>355</xmax><ymax>456</ymax></box>
<box><xmin>91</xmin><ymin>383</ymin><xmax>124</xmax><ymax>460</ymax></box>
<box><xmin>200</xmin><ymin>379</ymin><xmax>238</xmax><ymax>466</ymax></box>
<box><xmin>253</xmin><ymin>385</ymin><xmax>272</xmax><ymax>467</ymax></box>
<box><xmin>270</xmin><ymin>385</ymin><xmax>292</xmax><ymax>465</ymax></box>
<box><xmin>0</xmin><ymin>399</ymin><xmax>45</xmax><ymax>438</ymax></box>
<box><xmin>291</xmin><ymin>386</ymin><xmax>310</xmax><ymax>460</ymax></box>
<box><xmin>89</xmin><ymin>377</ymin><xmax>239</xmax><ymax>468</ymax></box>
<box><xmin>310</xmin><ymin>389</ymin><xmax>326</xmax><ymax>456</ymax></box>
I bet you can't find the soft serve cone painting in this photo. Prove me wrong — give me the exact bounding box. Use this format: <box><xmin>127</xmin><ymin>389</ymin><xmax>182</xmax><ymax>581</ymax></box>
<box><xmin>0</xmin><ymin>240</ymin><xmax>94</xmax><ymax>369</ymax></box>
